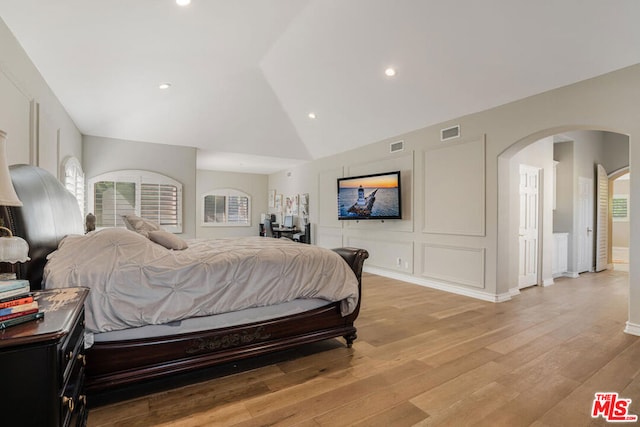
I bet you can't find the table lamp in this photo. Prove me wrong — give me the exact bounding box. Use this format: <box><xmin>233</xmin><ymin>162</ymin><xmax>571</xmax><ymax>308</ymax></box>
<box><xmin>0</xmin><ymin>130</ymin><xmax>30</xmax><ymax>279</ymax></box>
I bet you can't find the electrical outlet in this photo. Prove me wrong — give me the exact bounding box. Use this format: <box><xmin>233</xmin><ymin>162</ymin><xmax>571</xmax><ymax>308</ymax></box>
<box><xmin>404</xmin><ymin>261</ymin><xmax>409</xmax><ymax>269</ymax></box>
<box><xmin>396</xmin><ymin>257</ymin><xmax>402</xmax><ymax>266</ymax></box>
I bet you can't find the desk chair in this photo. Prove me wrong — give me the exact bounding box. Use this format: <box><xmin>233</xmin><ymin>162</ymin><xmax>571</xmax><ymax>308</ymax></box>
<box><xmin>263</xmin><ymin>219</ymin><xmax>275</xmax><ymax>237</ymax></box>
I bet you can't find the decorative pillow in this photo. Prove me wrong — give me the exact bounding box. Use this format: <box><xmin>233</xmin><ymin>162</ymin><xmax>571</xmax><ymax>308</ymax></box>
<box><xmin>121</xmin><ymin>214</ymin><xmax>161</xmax><ymax>237</ymax></box>
<box><xmin>148</xmin><ymin>230</ymin><xmax>189</xmax><ymax>250</ymax></box>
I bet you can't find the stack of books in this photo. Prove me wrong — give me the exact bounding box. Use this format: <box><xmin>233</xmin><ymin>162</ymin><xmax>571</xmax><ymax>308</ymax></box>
<box><xmin>0</xmin><ymin>280</ymin><xmax>43</xmax><ymax>329</ymax></box>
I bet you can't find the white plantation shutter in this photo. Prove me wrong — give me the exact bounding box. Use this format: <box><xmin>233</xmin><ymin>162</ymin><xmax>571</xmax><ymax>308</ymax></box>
<box><xmin>227</xmin><ymin>195</ymin><xmax>249</xmax><ymax>223</ymax></box>
<box><xmin>141</xmin><ymin>183</ymin><xmax>179</xmax><ymax>227</ymax></box>
<box><xmin>89</xmin><ymin>171</ymin><xmax>183</xmax><ymax>233</ymax></box>
<box><xmin>93</xmin><ymin>181</ymin><xmax>136</xmax><ymax>227</ymax></box>
<box><xmin>595</xmin><ymin>164</ymin><xmax>608</xmax><ymax>272</ymax></box>
<box><xmin>202</xmin><ymin>190</ymin><xmax>250</xmax><ymax>226</ymax></box>
<box><xmin>62</xmin><ymin>157</ymin><xmax>85</xmax><ymax>217</ymax></box>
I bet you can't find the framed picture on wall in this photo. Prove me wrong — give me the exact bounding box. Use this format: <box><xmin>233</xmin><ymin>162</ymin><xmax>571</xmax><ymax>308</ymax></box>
<box><xmin>268</xmin><ymin>189</ymin><xmax>276</xmax><ymax>208</ymax></box>
<box><xmin>285</xmin><ymin>195</ymin><xmax>299</xmax><ymax>216</ymax></box>
<box><xmin>300</xmin><ymin>193</ymin><xmax>309</xmax><ymax>224</ymax></box>
<box><xmin>275</xmin><ymin>194</ymin><xmax>283</xmax><ymax>211</ymax></box>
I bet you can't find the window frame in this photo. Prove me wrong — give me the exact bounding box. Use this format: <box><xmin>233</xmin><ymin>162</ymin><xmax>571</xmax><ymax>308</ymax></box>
<box><xmin>612</xmin><ymin>194</ymin><xmax>630</xmax><ymax>222</ymax></box>
<box><xmin>88</xmin><ymin>170</ymin><xmax>183</xmax><ymax>233</ymax></box>
<box><xmin>62</xmin><ymin>156</ymin><xmax>85</xmax><ymax>217</ymax></box>
<box><xmin>201</xmin><ymin>188</ymin><xmax>251</xmax><ymax>227</ymax></box>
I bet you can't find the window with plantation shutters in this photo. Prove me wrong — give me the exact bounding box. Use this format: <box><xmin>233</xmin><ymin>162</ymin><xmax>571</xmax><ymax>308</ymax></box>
<box><xmin>612</xmin><ymin>195</ymin><xmax>629</xmax><ymax>221</ymax></box>
<box><xmin>202</xmin><ymin>189</ymin><xmax>251</xmax><ymax>226</ymax></box>
<box><xmin>62</xmin><ymin>157</ymin><xmax>85</xmax><ymax>217</ymax></box>
<box><xmin>88</xmin><ymin>170</ymin><xmax>183</xmax><ymax>233</ymax></box>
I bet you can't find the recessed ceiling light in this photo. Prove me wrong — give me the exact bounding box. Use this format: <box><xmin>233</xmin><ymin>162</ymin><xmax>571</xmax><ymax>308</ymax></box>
<box><xmin>176</xmin><ymin>0</ymin><xmax>191</xmax><ymax>6</ymax></box>
<box><xmin>308</xmin><ymin>112</ymin><xmax>317</xmax><ymax>119</ymax></box>
<box><xmin>158</xmin><ymin>83</ymin><xmax>171</xmax><ymax>89</ymax></box>
<box><xmin>385</xmin><ymin>67</ymin><xmax>397</xmax><ymax>77</ymax></box>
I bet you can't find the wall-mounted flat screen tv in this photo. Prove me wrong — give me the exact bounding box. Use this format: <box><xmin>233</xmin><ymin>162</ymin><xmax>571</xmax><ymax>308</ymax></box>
<box><xmin>337</xmin><ymin>171</ymin><xmax>402</xmax><ymax>220</ymax></box>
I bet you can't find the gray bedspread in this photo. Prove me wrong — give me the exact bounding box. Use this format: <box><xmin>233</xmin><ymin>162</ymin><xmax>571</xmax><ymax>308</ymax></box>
<box><xmin>43</xmin><ymin>229</ymin><xmax>359</xmax><ymax>333</ymax></box>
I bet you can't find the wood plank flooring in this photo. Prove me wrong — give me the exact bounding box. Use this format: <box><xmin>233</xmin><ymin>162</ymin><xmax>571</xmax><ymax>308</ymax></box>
<box><xmin>88</xmin><ymin>269</ymin><xmax>640</xmax><ymax>426</ymax></box>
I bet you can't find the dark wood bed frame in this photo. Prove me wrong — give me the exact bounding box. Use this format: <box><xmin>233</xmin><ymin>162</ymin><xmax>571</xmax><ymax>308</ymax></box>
<box><xmin>2</xmin><ymin>164</ymin><xmax>368</xmax><ymax>396</ymax></box>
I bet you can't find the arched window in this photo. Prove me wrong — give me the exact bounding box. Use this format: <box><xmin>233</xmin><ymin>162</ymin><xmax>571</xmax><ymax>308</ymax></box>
<box><xmin>202</xmin><ymin>189</ymin><xmax>251</xmax><ymax>226</ymax></box>
<box><xmin>62</xmin><ymin>156</ymin><xmax>85</xmax><ymax>217</ymax></box>
<box><xmin>88</xmin><ymin>170</ymin><xmax>183</xmax><ymax>233</ymax></box>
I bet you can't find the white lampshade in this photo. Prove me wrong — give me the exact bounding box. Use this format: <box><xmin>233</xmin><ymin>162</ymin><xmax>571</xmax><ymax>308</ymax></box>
<box><xmin>0</xmin><ymin>226</ymin><xmax>29</xmax><ymax>263</ymax></box>
<box><xmin>0</xmin><ymin>130</ymin><xmax>22</xmax><ymax>207</ymax></box>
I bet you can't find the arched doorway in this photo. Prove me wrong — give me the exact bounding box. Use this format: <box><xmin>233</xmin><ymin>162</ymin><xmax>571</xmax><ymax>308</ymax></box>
<box><xmin>497</xmin><ymin>128</ymin><xmax>630</xmax><ymax>297</ymax></box>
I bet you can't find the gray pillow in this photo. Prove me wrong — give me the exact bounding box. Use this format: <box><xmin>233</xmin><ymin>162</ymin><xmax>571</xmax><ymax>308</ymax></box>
<box><xmin>148</xmin><ymin>230</ymin><xmax>189</xmax><ymax>250</ymax></box>
<box><xmin>122</xmin><ymin>214</ymin><xmax>161</xmax><ymax>237</ymax></box>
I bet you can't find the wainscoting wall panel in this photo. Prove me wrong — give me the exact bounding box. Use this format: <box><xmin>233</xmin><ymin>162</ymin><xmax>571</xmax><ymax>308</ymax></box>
<box><xmin>316</xmin><ymin>226</ymin><xmax>343</xmax><ymax>250</ymax></box>
<box><xmin>0</xmin><ymin>68</ymin><xmax>31</xmax><ymax>164</ymax></box>
<box><xmin>318</xmin><ymin>167</ymin><xmax>343</xmax><ymax>229</ymax></box>
<box><xmin>347</xmin><ymin>236</ymin><xmax>413</xmax><ymax>274</ymax></box>
<box><xmin>344</xmin><ymin>152</ymin><xmax>414</xmax><ymax>233</ymax></box>
<box><xmin>421</xmin><ymin>243</ymin><xmax>485</xmax><ymax>289</ymax></box>
<box><xmin>423</xmin><ymin>136</ymin><xmax>485</xmax><ymax>236</ymax></box>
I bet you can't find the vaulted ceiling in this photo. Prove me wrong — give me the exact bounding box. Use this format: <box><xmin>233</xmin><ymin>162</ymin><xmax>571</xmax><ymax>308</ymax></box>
<box><xmin>1</xmin><ymin>1</ymin><xmax>639</xmax><ymax>173</ymax></box>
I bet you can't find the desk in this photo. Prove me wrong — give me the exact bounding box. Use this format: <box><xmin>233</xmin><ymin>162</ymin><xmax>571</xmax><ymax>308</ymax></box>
<box><xmin>273</xmin><ymin>227</ymin><xmax>298</xmax><ymax>239</ymax></box>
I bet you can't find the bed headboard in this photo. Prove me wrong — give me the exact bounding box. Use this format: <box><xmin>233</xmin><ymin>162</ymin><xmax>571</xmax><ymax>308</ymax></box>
<box><xmin>2</xmin><ymin>164</ymin><xmax>84</xmax><ymax>289</ymax></box>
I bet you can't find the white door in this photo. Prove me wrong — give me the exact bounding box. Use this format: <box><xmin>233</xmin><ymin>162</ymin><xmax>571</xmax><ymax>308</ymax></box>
<box><xmin>595</xmin><ymin>164</ymin><xmax>609</xmax><ymax>272</ymax></box>
<box><xmin>577</xmin><ymin>176</ymin><xmax>594</xmax><ymax>273</ymax></box>
<box><xmin>519</xmin><ymin>165</ymin><xmax>540</xmax><ymax>288</ymax></box>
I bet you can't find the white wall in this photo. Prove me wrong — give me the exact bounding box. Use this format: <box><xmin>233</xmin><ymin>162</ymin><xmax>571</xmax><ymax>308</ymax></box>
<box><xmin>196</xmin><ymin>169</ymin><xmax>268</xmax><ymax>239</ymax></box>
<box><xmin>0</xmin><ymin>17</ymin><xmax>81</xmax><ymax>175</ymax></box>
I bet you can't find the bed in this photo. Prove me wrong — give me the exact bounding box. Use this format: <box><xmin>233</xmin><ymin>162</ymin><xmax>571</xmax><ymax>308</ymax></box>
<box><xmin>1</xmin><ymin>164</ymin><xmax>368</xmax><ymax>395</ymax></box>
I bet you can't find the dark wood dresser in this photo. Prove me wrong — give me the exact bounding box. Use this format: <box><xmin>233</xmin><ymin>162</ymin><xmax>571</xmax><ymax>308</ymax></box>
<box><xmin>0</xmin><ymin>288</ymin><xmax>89</xmax><ymax>427</ymax></box>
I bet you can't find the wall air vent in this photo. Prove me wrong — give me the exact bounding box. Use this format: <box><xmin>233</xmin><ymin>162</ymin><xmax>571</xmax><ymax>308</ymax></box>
<box><xmin>441</xmin><ymin>125</ymin><xmax>460</xmax><ymax>141</ymax></box>
<box><xmin>389</xmin><ymin>140</ymin><xmax>404</xmax><ymax>153</ymax></box>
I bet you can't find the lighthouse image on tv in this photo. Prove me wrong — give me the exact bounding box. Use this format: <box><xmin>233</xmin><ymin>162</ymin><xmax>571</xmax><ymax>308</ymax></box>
<box><xmin>337</xmin><ymin>171</ymin><xmax>401</xmax><ymax>220</ymax></box>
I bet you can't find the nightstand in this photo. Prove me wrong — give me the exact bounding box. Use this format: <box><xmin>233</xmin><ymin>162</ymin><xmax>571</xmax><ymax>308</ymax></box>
<box><xmin>0</xmin><ymin>287</ymin><xmax>89</xmax><ymax>427</ymax></box>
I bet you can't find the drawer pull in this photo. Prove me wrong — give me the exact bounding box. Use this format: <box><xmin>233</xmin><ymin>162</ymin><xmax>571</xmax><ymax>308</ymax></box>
<box><xmin>62</xmin><ymin>396</ymin><xmax>74</xmax><ymax>412</ymax></box>
<box><xmin>79</xmin><ymin>395</ymin><xmax>87</xmax><ymax>406</ymax></box>
<box><xmin>66</xmin><ymin>350</ymin><xmax>73</xmax><ymax>361</ymax></box>
<box><xmin>77</xmin><ymin>353</ymin><xmax>86</xmax><ymax>366</ymax></box>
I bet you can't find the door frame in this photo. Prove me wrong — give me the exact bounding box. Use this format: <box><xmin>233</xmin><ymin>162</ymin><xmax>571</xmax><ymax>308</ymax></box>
<box><xmin>518</xmin><ymin>164</ymin><xmax>541</xmax><ymax>288</ymax></box>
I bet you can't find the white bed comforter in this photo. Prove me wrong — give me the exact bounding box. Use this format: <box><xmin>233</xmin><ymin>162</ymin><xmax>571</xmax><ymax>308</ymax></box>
<box><xmin>43</xmin><ymin>229</ymin><xmax>359</xmax><ymax>333</ymax></box>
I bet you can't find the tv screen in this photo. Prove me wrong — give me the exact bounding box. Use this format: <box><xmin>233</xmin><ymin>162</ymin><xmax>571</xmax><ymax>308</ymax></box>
<box><xmin>337</xmin><ymin>171</ymin><xmax>402</xmax><ymax>220</ymax></box>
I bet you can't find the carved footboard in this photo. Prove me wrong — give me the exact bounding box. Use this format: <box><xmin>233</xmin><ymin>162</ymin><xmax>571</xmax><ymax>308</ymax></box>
<box><xmin>85</xmin><ymin>247</ymin><xmax>369</xmax><ymax>394</ymax></box>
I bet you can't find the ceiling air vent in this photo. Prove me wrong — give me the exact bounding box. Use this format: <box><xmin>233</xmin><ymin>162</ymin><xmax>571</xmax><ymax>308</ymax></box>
<box><xmin>441</xmin><ymin>125</ymin><xmax>460</xmax><ymax>141</ymax></box>
<box><xmin>389</xmin><ymin>140</ymin><xmax>404</xmax><ymax>153</ymax></box>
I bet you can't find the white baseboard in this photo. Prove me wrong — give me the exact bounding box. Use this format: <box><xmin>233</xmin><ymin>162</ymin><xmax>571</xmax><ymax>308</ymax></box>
<box><xmin>364</xmin><ymin>266</ymin><xmax>512</xmax><ymax>303</ymax></box>
<box><xmin>543</xmin><ymin>278</ymin><xmax>555</xmax><ymax>287</ymax></box>
<box><xmin>625</xmin><ymin>321</ymin><xmax>640</xmax><ymax>336</ymax></box>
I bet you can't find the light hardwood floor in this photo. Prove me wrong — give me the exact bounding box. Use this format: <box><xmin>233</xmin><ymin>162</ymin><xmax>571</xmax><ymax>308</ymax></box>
<box><xmin>88</xmin><ymin>269</ymin><xmax>640</xmax><ymax>426</ymax></box>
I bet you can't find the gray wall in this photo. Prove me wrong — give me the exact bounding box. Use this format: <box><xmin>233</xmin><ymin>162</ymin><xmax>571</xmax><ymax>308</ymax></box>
<box><xmin>196</xmin><ymin>169</ymin><xmax>268</xmax><ymax>239</ymax></box>
<box><xmin>552</xmin><ymin>131</ymin><xmax>629</xmax><ymax>274</ymax></box>
<box><xmin>510</xmin><ymin>136</ymin><xmax>555</xmax><ymax>286</ymax></box>
<box><xmin>613</xmin><ymin>177</ymin><xmax>630</xmax><ymax>248</ymax></box>
<box><xmin>83</xmin><ymin>135</ymin><xmax>197</xmax><ymax>238</ymax></box>
<box><xmin>0</xmin><ymin>17</ymin><xmax>81</xmax><ymax>176</ymax></box>
<box><xmin>269</xmin><ymin>63</ymin><xmax>640</xmax><ymax>333</ymax></box>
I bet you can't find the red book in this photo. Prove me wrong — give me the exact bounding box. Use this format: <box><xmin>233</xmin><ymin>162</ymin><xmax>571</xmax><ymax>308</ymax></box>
<box><xmin>0</xmin><ymin>308</ymin><xmax>38</xmax><ymax>322</ymax></box>
<box><xmin>0</xmin><ymin>295</ymin><xmax>34</xmax><ymax>309</ymax></box>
